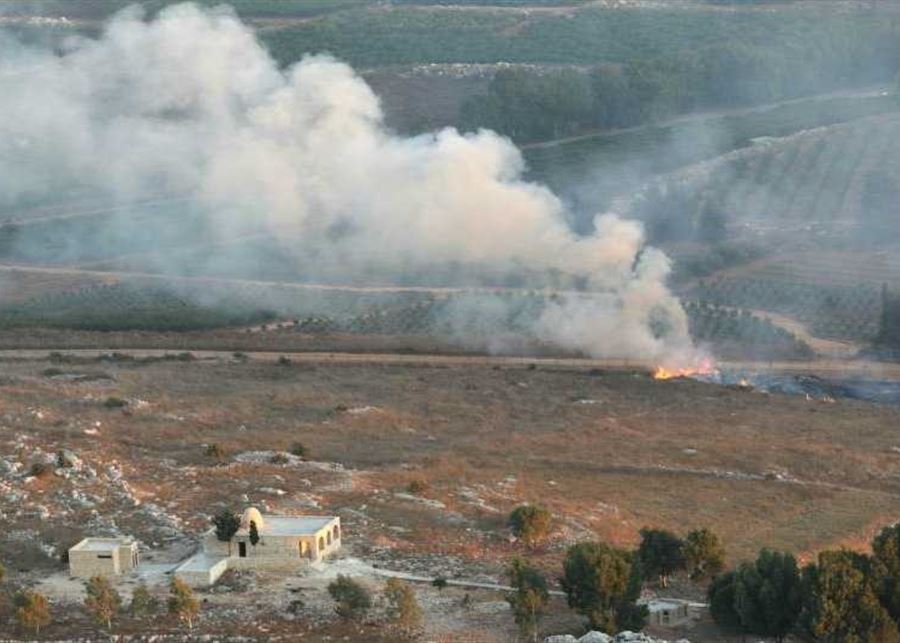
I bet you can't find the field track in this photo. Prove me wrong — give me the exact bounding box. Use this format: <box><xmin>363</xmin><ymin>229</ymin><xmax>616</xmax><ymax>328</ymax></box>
<box><xmin>3</xmin><ymin>347</ymin><xmax>900</xmax><ymax>381</ymax></box>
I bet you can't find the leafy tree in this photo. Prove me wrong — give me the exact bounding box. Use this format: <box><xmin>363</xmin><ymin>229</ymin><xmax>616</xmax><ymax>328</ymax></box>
<box><xmin>734</xmin><ymin>550</ymin><xmax>802</xmax><ymax>643</ymax></box>
<box><xmin>384</xmin><ymin>577</ymin><xmax>423</xmax><ymax>638</ymax></box>
<box><xmin>684</xmin><ymin>528</ymin><xmax>726</xmax><ymax>581</ymax></box>
<box><xmin>328</xmin><ymin>575</ymin><xmax>371</xmax><ymax>621</ymax></box>
<box><xmin>708</xmin><ymin>570</ymin><xmax>742</xmax><ymax>632</ymax></box>
<box><xmin>508</xmin><ymin>505</ymin><xmax>552</xmax><ymax>549</ymax></box>
<box><xmin>249</xmin><ymin>520</ymin><xmax>260</xmax><ymax>547</ymax></box>
<box><xmin>14</xmin><ymin>590</ymin><xmax>51</xmax><ymax>635</ymax></box>
<box><xmin>560</xmin><ymin>542</ymin><xmax>647</xmax><ymax>633</ymax></box>
<box><xmin>638</xmin><ymin>528</ymin><xmax>686</xmax><ymax>588</ymax></box>
<box><xmin>213</xmin><ymin>509</ymin><xmax>240</xmax><ymax>543</ymax></box>
<box><xmin>506</xmin><ymin>558</ymin><xmax>549</xmax><ymax>643</ymax></box>
<box><xmin>872</xmin><ymin>524</ymin><xmax>900</xmax><ymax>621</ymax></box>
<box><xmin>802</xmin><ymin>550</ymin><xmax>899</xmax><ymax>643</ymax></box>
<box><xmin>167</xmin><ymin>578</ymin><xmax>199</xmax><ymax>630</ymax></box>
<box><xmin>129</xmin><ymin>582</ymin><xmax>157</xmax><ymax>618</ymax></box>
<box><xmin>432</xmin><ymin>577</ymin><xmax>448</xmax><ymax>591</ymax></box>
<box><xmin>84</xmin><ymin>575</ymin><xmax>121</xmax><ymax>630</ymax></box>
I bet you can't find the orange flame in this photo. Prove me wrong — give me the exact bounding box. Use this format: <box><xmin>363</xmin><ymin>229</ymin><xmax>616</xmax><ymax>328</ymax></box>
<box><xmin>652</xmin><ymin>359</ymin><xmax>716</xmax><ymax>381</ymax></box>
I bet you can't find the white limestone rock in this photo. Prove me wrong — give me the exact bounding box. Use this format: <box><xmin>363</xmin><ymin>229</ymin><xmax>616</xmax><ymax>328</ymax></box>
<box><xmin>579</xmin><ymin>633</ymin><xmax>613</xmax><ymax>643</ymax></box>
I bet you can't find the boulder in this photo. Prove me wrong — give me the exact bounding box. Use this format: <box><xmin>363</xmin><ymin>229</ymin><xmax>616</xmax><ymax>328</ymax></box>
<box><xmin>579</xmin><ymin>633</ymin><xmax>612</xmax><ymax>643</ymax></box>
<box><xmin>544</xmin><ymin>637</ymin><xmax>578</xmax><ymax>643</ymax></box>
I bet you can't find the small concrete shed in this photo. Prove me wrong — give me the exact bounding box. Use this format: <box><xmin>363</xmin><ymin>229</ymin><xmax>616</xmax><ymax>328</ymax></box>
<box><xmin>69</xmin><ymin>537</ymin><xmax>139</xmax><ymax>578</ymax></box>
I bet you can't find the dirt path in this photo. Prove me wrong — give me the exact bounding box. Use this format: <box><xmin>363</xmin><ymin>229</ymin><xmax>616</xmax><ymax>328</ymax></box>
<box><xmin>748</xmin><ymin>308</ymin><xmax>860</xmax><ymax>358</ymax></box>
<box><xmin>710</xmin><ymin>304</ymin><xmax>861</xmax><ymax>358</ymax></box>
<box><xmin>372</xmin><ymin>567</ymin><xmax>567</xmax><ymax>596</ymax></box>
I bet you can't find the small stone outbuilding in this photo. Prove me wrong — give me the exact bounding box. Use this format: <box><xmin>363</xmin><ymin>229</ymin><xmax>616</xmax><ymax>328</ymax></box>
<box><xmin>175</xmin><ymin>507</ymin><xmax>341</xmax><ymax>586</ymax></box>
<box><xmin>68</xmin><ymin>537</ymin><xmax>139</xmax><ymax>578</ymax></box>
<box><xmin>645</xmin><ymin>597</ymin><xmax>706</xmax><ymax>627</ymax></box>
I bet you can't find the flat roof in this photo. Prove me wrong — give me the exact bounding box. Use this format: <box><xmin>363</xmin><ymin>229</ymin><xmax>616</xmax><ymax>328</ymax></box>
<box><xmin>70</xmin><ymin>537</ymin><xmax>135</xmax><ymax>552</ymax></box>
<box><xmin>647</xmin><ymin>599</ymin><xmax>688</xmax><ymax>612</ymax></box>
<box><xmin>176</xmin><ymin>552</ymin><xmax>228</xmax><ymax>573</ymax></box>
<box><xmin>238</xmin><ymin>515</ymin><xmax>337</xmax><ymax>537</ymax></box>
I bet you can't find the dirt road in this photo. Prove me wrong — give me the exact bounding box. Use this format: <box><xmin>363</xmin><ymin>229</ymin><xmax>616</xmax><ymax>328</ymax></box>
<box><xmin>3</xmin><ymin>346</ymin><xmax>900</xmax><ymax>380</ymax></box>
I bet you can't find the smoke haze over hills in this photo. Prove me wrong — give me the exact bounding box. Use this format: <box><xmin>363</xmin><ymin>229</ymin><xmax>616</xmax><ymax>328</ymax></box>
<box><xmin>0</xmin><ymin>3</ymin><xmax>699</xmax><ymax>363</ymax></box>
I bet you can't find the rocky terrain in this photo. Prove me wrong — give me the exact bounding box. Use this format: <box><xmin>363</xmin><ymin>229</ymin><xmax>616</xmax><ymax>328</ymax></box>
<box><xmin>546</xmin><ymin>633</ymin><xmax>690</xmax><ymax>643</ymax></box>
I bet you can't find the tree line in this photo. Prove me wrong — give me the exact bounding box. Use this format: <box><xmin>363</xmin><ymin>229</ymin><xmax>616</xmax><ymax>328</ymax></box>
<box><xmin>2</xmin><ymin>570</ymin><xmax>199</xmax><ymax>636</ymax></box>
<box><xmin>460</xmin><ymin>30</ymin><xmax>900</xmax><ymax>143</ymax></box>
<box><xmin>709</xmin><ymin>525</ymin><xmax>900</xmax><ymax>643</ymax></box>
<box><xmin>506</xmin><ymin>505</ymin><xmax>900</xmax><ymax>642</ymax></box>
<box><xmin>504</xmin><ymin>507</ymin><xmax>726</xmax><ymax>641</ymax></box>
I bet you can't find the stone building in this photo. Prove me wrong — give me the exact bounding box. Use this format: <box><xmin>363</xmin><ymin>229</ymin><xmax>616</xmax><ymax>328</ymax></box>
<box><xmin>176</xmin><ymin>507</ymin><xmax>341</xmax><ymax>586</ymax></box>
<box><xmin>645</xmin><ymin>597</ymin><xmax>707</xmax><ymax>627</ymax></box>
<box><xmin>68</xmin><ymin>537</ymin><xmax>139</xmax><ymax>578</ymax></box>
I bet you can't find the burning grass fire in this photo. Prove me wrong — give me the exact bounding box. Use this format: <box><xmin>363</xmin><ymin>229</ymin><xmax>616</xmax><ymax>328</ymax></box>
<box><xmin>652</xmin><ymin>359</ymin><xmax>717</xmax><ymax>381</ymax></box>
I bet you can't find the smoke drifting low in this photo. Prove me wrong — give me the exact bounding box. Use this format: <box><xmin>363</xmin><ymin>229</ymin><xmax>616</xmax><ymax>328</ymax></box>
<box><xmin>0</xmin><ymin>3</ymin><xmax>698</xmax><ymax>364</ymax></box>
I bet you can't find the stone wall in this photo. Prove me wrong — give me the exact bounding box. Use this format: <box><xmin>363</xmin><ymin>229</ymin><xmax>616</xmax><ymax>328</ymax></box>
<box><xmin>69</xmin><ymin>549</ymin><xmax>120</xmax><ymax>578</ymax></box>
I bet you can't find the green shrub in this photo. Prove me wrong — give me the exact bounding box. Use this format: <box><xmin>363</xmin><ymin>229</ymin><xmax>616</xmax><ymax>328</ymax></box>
<box><xmin>29</xmin><ymin>462</ymin><xmax>53</xmax><ymax>478</ymax></box>
<box><xmin>104</xmin><ymin>397</ymin><xmax>128</xmax><ymax>409</ymax></box>
<box><xmin>205</xmin><ymin>444</ymin><xmax>227</xmax><ymax>462</ymax></box>
<box><xmin>327</xmin><ymin>575</ymin><xmax>372</xmax><ymax>621</ymax></box>
<box><xmin>508</xmin><ymin>505</ymin><xmax>552</xmax><ymax>548</ymax></box>
<box><xmin>270</xmin><ymin>453</ymin><xmax>290</xmax><ymax>465</ymax></box>
<box><xmin>407</xmin><ymin>478</ymin><xmax>429</xmax><ymax>495</ymax></box>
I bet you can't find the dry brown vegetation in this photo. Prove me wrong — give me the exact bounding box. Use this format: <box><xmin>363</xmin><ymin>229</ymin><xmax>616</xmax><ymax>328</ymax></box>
<box><xmin>5</xmin><ymin>356</ymin><xmax>900</xmax><ymax>556</ymax></box>
<box><xmin>3</xmin><ymin>353</ymin><xmax>900</xmax><ymax>638</ymax></box>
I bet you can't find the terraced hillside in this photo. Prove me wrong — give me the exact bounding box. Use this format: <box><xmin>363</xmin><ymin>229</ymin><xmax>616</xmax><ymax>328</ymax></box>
<box><xmin>637</xmin><ymin>113</ymin><xmax>900</xmax><ymax>342</ymax></box>
<box><xmin>0</xmin><ymin>283</ymin><xmax>812</xmax><ymax>359</ymax></box>
<box><xmin>525</xmin><ymin>93</ymin><xmax>899</xmax><ymax>220</ymax></box>
<box><xmin>691</xmin><ymin>274</ymin><xmax>882</xmax><ymax>342</ymax></box>
<box><xmin>638</xmin><ymin>112</ymin><xmax>900</xmax><ymax>238</ymax></box>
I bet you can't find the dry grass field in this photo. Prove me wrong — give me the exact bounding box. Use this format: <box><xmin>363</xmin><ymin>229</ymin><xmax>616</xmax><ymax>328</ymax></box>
<box><xmin>2</xmin><ymin>351</ymin><xmax>900</xmax><ymax>638</ymax></box>
<box><xmin>9</xmin><ymin>355</ymin><xmax>900</xmax><ymax>555</ymax></box>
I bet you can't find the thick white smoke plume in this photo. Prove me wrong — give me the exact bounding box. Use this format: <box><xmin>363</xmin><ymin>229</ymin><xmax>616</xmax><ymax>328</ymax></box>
<box><xmin>0</xmin><ymin>3</ymin><xmax>699</xmax><ymax>363</ymax></box>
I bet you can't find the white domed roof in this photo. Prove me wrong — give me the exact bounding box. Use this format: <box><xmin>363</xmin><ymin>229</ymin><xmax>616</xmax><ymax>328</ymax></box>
<box><xmin>241</xmin><ymin>507</ymin><xmax>265</xmax><ymax>531</ymax></box>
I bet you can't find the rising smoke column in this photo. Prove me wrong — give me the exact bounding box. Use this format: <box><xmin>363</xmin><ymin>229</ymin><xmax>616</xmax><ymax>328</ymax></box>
<box><xmin>0</xmin><ymin>3</ymin><xmax>698</xmax><ymax>364</ymax></box>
